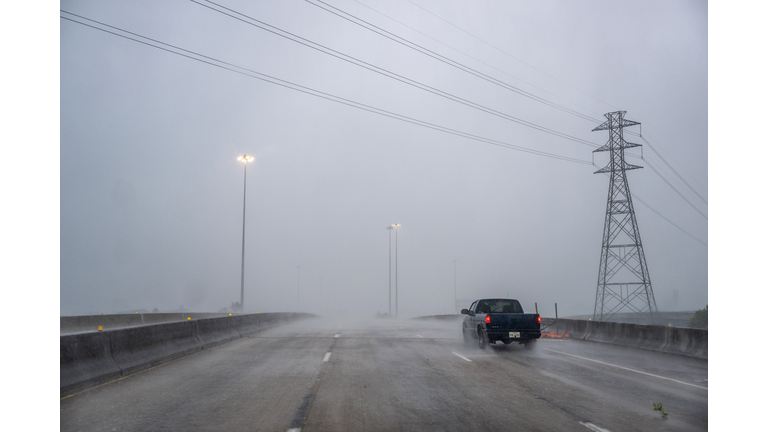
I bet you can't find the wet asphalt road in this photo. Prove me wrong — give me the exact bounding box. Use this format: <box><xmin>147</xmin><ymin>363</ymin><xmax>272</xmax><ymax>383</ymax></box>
<box><xmin>60</xmin><ymin>317</ymin><xmax>707</xmax><ymax>431</ymax></box>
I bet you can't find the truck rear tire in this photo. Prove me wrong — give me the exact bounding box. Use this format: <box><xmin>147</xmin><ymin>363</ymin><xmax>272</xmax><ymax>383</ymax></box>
<box><xmin>478</xmin><ymin>328</ymin><xmax>488</xmax><ymax>350</ymax></box>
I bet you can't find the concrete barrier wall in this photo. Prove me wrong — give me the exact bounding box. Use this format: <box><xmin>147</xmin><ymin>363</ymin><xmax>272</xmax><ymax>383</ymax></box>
<box><xmin>61</xmin><ymin>313</ymin><xmax>313</xmax><ymax>396</ymax></box>
<box><xmin>60</xmin><ymin>332</ymin><xmax>121</xmax><ymax>395</ymax></box>
<box><xmin>554</xmin><ymin>319</ymin><xmax>589</xmax><ymax>338</ymax></box>
<box><xmin>61</xmin><ymin>313</ymin><xmax>232</xmax><ymax>334</ymax></box>
<box><xmin>109</xmin><ymin>321</ymin><xmax>202</xmax><ymax>376</ymax></box>
<box><xmin>666</xmin><ymin>326</ymin><xmax>708</xmax><ymax>359</ymax></box>
<box><xmin>233</xmin><ymin>313</ymin><xmax>264</xmax><ymax>335</ymax></box>
<box><xmin>234</xmin><ymin>312</ymin><xmax>302</xmax><ymax>335</ymax></box>
<box><xmin>195</xmin><ymin>316</ymin><xmax>242</xmax><ymax>349</ymax></box>
<box><xmin>412</xmin><ymin>315</ymin><xmax>707</xmax><ymax>359</ymax></box>
<box><xmin>412</xmin><ymin>314</ymin><xmax>463</xmax><ymax>321</ymax></box>
<box><xmin>554</xmin><ymin>318</ymin><xmax>707</xmax><ymax>359</ymax></box>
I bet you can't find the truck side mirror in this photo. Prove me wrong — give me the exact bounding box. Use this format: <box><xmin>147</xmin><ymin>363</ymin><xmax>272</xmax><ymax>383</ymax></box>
<box><xmin>460</xmin><ymin>309</ymin><xmax>469</xmax><ymax>315</ymax></box>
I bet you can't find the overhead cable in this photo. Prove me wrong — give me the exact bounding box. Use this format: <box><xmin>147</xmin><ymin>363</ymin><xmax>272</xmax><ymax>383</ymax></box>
<box><xmin>60</xmin><ymin>11</ymin><xmax>593</xmax><ymax>166</ymax></box>
<box><xmin>642</xmin><ymin>159</ymin><xmax>707</xmax><ymax>220</ymax></box>
<box><xmin>62</xmin><ymin>10</ymin><xmax>704</xmax><ymax>248</ymax></box>
<box><xmin>404</xmin><ymin>0</ymin><xmax>620</xmax><ymax>113</ymax></box>
<box><xmin>599</xmin><ymin>173</ymin><xmax>707</xmax><ymax>247</ymax></box>
<box><xmin>351</xmin><ymin>0</ymin><xmax>607</xmax><ymax>120</ymax></box>
<box><xmin>305</xmin><ymin>0</ymin><xmax>602</xmax><ymax>124</ymax></box>
<box><xmin>626</xmin><ymin>130</ymin><xmax>708</xmax><ymax>205</ymax></box>
<box><xmin>393</xmin><ymin>0</ymin><xmax>708</xmax><ymax>217</ymax></box>
<box><xmin>193</xmin><ymin>0</ymin><xmax>600</xmax><ymax>149</ymax></box>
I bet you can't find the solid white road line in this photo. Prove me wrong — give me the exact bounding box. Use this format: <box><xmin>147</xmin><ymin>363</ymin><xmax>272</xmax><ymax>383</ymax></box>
<box><xmin>546</xmin><ymin>349</ymin><xmax>708</xmax><ymax>390</ymax></box>
<box><xmin>323</xmin><ymin>352</ymin><xmax>331</xmax><ymax>362</ymax></box>
<box><xmin>415</xmin><ymin>334</ymin><xmax>424</xmax><ymax>338</ymax></box>
<box><xmin>452</xmin><ymin>352</ymin><xmax>472</xmax><ymax>362</ymax></box>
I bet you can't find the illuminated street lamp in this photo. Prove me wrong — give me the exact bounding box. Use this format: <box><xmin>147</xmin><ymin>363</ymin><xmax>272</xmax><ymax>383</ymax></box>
<box><xmin>238</xmin><ymin>154</ymin><xmax>254</xmax><ymax>312</ymax></box>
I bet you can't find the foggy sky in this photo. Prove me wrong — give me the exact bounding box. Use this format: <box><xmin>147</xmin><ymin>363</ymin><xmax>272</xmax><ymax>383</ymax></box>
<box><xmin>58</xmin><ymin>0</ymin><xmax>708</xmax><ymax>317</ymax></box>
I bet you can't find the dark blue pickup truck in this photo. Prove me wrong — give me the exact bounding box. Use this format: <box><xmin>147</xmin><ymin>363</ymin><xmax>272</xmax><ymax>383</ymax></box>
<box><xmin>461</xmin><ymin>298</ymin><xmax>541</xmax><ymax>350</ymax></box>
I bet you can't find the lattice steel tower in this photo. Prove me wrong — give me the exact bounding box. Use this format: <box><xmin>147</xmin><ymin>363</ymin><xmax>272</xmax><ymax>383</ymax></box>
<box><xmin>592</xmin><ymin>111</ymin><xmax>657</xmax><ymax>322</ymax></box>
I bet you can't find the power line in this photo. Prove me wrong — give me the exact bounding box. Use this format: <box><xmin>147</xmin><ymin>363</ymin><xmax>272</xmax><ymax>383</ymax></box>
<box><xmin>600</xmin><ymin>130</ymin><xmax>707</xmax><ymax>221</ymax></box>
<box><xmin>598</xmin><ymin>172</ymin><xmax>706</xmax><ymax>247</ymax></box>
<box><xmin>61</xmin><ymin>10</ymin><xmax>705</xmax><ymax>243</ymax></box>
<box><xmin>193</xmin><ymin>0</ymin><xmax>601</xmax><ymax>149</ymax></box>
<box><xmin>626</xmin><ymin>130</ymin><xmax>708</xmax><ymax>205</ymax></box>
<box><xmin>351</xmin><ymin>0</ymin><xmax>607</xmax><ymax>120</ymax></box>
<box><xmin>392</xmin><ymin>0</ymin><xmax>708</xmax><ymax>219</ymax></box>
<box><xmin>631</xmin><ymin>190</ymin><xmax>707</xmax><ymax>248</ymax></box>
<box><xmin>200</xmin><ymin>4</ymin><xmax>708</xmax><ymax>223</ymax></box>
<box><xmin>60</xmin><ymin>11</ymin><xmax>592</xmax><ymax>166</ymax></box>
<box><xmin>305</xmin><ymin>0</ymin><xmax>602</xmax><ymax>124</ymax></box>
<box><xmin>643</xmin><ymin>158</ymin><xmax>707</xmax><ymax>220</ymax></box>
<box><xmin>404</xmin><ymin>0</ymin><xmax>620</xmax><ymax>113</ymax></box>
<box><xmin>642</xmin><ymin>133</ymin><xmax>708</xmax><ymax>200</ymax></box>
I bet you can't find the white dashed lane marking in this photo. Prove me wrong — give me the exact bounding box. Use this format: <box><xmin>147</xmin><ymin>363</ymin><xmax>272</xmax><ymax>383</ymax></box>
<box><xmin>580</xmin><ymin>421</ymin><xmax>611</xmax><ymax>432</ymax></box>
<box><xmin>451</xmin><ymin>352</ymin><xmax>472</xmax><ymax>362</ymax></box>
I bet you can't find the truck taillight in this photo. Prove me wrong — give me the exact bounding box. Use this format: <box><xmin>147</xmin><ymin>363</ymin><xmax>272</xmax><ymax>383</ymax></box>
<box><xmin>485</xmin><ymin>315</ymin><xmax>491</xmax><ymax>324</ymax></box>
<box><xmin>537</xmin><ymin>316</ymin><xmax>541</xmax><ymax>323</ymax></box>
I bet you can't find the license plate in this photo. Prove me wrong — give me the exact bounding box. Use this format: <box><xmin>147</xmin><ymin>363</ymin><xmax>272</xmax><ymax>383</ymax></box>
<box><xmin>509</xmin><ymin>332</ymin><xmax>520</xmax><ymax>338</ymax></box>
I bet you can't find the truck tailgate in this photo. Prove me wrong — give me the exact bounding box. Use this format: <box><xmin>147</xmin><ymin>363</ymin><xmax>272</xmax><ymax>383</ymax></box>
<box><xmin>487</xmin><ymin>313</ymin><xmax>540</xmax><ymax>330</ymax></box>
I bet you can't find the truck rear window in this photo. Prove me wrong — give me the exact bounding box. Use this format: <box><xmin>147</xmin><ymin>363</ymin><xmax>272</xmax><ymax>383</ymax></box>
<box><xmin>476</xmin><ymin>300</ymin><xmax>523</xmax><ymax>313</ymax></box>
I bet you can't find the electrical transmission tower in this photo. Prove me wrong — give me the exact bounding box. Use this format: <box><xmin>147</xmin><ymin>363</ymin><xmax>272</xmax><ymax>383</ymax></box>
<box><xmin>592</xmin><ymin>111</ymin><xmax>657</xmax><ymax>323</ymax></box>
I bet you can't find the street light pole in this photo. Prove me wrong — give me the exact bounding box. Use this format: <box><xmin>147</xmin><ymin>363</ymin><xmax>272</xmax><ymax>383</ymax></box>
<box><xmin>386</xmin><ymin>225</ymin><xmax>393</xmax><ymax>316</ymax></box>
<box><xmin>454</xmin><ymin>260</ymin><xmax>457</xmax><ymax>314</ymax></box>
<box><xmin>237</xmin><ymin>154</ymin><xmax>254</xmax><ymax>313</ymax></box>
<box><xmin>392</xmin><ymin>223</ymin><xmax>401</xmax><ymax>317</ymax></box>
<box><xmin>297</xmin><ymin>266</ymin><xmax>301</xmax><ymax>312</ymax></box>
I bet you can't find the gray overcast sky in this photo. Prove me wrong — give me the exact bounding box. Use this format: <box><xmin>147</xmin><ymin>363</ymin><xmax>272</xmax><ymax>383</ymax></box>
<box><xmin>55</xmin><ymin>0</ymin><xmax>711</xmax><ymax>317</ymax></box>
